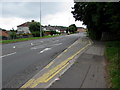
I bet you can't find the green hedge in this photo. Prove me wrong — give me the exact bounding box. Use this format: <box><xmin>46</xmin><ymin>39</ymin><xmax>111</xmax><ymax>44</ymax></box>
<box><xmin>105</xmin><ymin>41</ymin><xmax>120</xmax><ymax>88</ymax></box>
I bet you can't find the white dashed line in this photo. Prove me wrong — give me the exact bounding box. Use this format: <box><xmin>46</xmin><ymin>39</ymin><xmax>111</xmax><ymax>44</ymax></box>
<box><xmin>0</xmin><ymin>52</ymin><xmax>16</xmax><ymax>58</ymax></box>
<box><xmin>13</xmin><ymin>46</ymin><xmax>16</xmax><ymax>48</ymax></box>
<box><xmin>31</xmin><ymin>43</ymin><xmax>34</xmax><ymax>45</ymax></box>
<box><xmin>53</xmin><ymin>43</ymin><xmax>62</xmax><ymax>46</ymax></box>
<box><xmin>39</xmin><ymin>48</ymin><xmax>51</xmax><ymax>53</ymax></box>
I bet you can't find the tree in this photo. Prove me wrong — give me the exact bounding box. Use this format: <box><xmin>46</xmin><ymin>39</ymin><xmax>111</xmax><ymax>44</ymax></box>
<box><xmin>29</xmin><ymin>22</ymin><xmax>42</xmax><ymax>37</ymax></box>
<box><xmin>68</xmin><ymin>24</ymin><xmax>77</xmax><ymax>33</ymax></box>
<box><xmin>66</xmin><ymin>27</ymin><xmax>69</xmax><ymax>34</ymax></box>
<box><xmin>72</xmin><ymin>2</ymin><xmax>120</xmax><ymax>40</ymax></box>
<box><xmin>10</xmin><ymin>28</ymin><xmax>17</xmax><ymax>39</ymax></box>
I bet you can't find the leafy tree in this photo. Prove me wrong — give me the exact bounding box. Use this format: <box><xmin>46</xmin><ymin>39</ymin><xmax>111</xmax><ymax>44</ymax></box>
<box><xmin>66</xmin><ymin>27</ymin><xmax>69</xmax><ymax>34</ymax></box>
<box><xmin>72</xmin><ymin>2</ymin><xmax>120</xmax><ymax>40</ymax></box>
<box><xmin>10</xmin><ymin>28</ymin><xmax>17</xmax><ymax>39</ymax></box>
<box><xmin>29</xmin><ymin>22</ymin><xmax>42</xmax><ymax>37</ymax></box>
<box><xmin>68</xmin><ymin>24</ymin><xmax>77</xmax><ymax>33</ymax></box>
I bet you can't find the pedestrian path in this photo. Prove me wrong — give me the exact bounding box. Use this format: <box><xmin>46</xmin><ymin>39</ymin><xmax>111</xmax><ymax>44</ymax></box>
<box><xmin>50</xmin><ymin>41</ymin><xmax>107</xmax><ymax>88</ymax></box>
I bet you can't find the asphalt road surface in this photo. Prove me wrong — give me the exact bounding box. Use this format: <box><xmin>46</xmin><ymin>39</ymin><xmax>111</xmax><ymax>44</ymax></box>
<box><xmin>2</xmin><ymin>34</ymin><xmax>82</xmax><ymax>88</ymax></box>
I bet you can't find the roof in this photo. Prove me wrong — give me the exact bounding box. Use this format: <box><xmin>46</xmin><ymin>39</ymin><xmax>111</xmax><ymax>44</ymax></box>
<box><xmin>77</xmin><ymin>27</ymin><xmax>85</xmax><ymax>29</ymax></box>
<box><xmin>0</xmin><ymin>30</ymin><xmax>9</xmax><ymax>37</ymax></box>
<box><xmin>17</xmin><ymin>22</ymin><xmax>31</xmax><ymax>27</ymax></box>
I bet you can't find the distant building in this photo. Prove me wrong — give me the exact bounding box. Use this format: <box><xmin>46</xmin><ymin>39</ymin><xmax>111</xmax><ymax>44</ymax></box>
<box><xmin>77</xmin><ymin>27</ymin><xmax>86</xmax><ymax>32</ymax></box>
<box><xmin>42</xmin><ymin>25</ymin><xmax>66</xmax><ymax>35</ymax></box>
<box><xmin>17</xmin><ymin>20</ymin><xmax>34</xmax><ymax>34</ymax></box>
<box><xmin>0</xmin><ymin>28</ymin><xmax>9</xmax><ymax>40</ymax></box>
<box><xmin>42</xmin><ymin>25</ymin><xmax>57</xmax><ymax>31</ymax></box>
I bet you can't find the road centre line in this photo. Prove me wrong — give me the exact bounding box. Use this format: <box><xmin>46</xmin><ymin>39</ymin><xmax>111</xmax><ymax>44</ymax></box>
<box><xmin>0</xmin><ymin>52</ymin><xmax>16</xmax><ymax>58</ymax></box>
<box><xmin>53</xmin><ymin>40</ymin><xmax>59</xmax><ymax>42</ymax></box>
<box><xmin>39</xmin><ymin>48</ymin><xmax>51</xmax><ymax>53</ymax></box>
<box><xmin>52</xmin><ymin>43</ymin><xmax>62</xmax><ymax>47</ymax></box>
<box><xmin>20</xmin><ymin>40</ymin><xmax>92</xmax><ymax>88</ymax></box>
<box><xmin>31</xmin><ymin>46</ymin><xmax>45</xmax><ymax>50</ymax></box>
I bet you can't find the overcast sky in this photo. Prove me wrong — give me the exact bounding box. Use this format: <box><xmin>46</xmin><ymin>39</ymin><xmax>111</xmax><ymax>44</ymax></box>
<box><xmin>0</xmin><ymin>0</ymin><xmax>86</xmax><ymax>30</ymax></box>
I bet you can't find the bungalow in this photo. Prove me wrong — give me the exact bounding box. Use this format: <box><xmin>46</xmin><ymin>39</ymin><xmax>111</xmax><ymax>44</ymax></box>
<box><xmin>17</xmin><ymin>20</ymin><xmax>34</xmax><ymax>34</ymax></box>
<box><xmin>42</xmin><ymin>25</ymin><xmax>60</xmax><ymax>35</ymax></box>
<box><xmin>42</xmin><ymin>25</ymin><xmax>66</xmax><ymax>35</ymax></box>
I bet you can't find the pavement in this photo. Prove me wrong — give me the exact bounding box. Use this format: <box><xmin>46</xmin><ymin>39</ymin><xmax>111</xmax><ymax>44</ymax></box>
<box><xmin>49</xmin><ymin>41</ymin><xmax>107</xmax><ymax>88</ymax></box>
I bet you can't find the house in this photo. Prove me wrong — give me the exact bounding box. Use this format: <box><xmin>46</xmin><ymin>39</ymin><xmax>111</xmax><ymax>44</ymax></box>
<box><xmin>59</xmin><ymin>29</ymin><xmax>66</xmax><ymax>34</ymax></box>
<box><xmin>42</xmin><ymin>25</ymin><xmax>59</xmax><ymax>35</ymax></box>
<box><xmin>77</xmin><ymin>27</ymin><xmax>86</xmax><ymax>32</ymax></box>
<box><xmin>17</xmin><ymin>20</ymin><xmax>34</xmax><ymax>34</ymax></box>
<box><xmin>0</xmin><ymin>28</ymin><xmax>9</xmax><ymax>40</ymax></box>
<box><xmin>42</xmin><ymin>25</ymin><xmax>67</xmax><ymax>35</ymax></box>
<box><xmin>55</xmin><ymin>26</ymin><xmax>67</xmax><ymax>34</ymax></box>
<box><xmin>42</xmin><ymin>25</ymin><xmax>56</xmax><ymax>31</ymax></box>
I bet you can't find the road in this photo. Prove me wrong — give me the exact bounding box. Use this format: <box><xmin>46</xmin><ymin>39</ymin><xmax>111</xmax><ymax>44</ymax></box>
<box><xmin>2</xmin><ymin>34</ymin><xmax>81</xmax><ymax>88</ymax></box>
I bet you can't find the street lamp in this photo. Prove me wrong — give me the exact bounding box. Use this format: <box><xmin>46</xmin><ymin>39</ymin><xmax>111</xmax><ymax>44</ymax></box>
<box><xmin>40</xmin><ymin>0</ymin><xmax>42</xmax><ymax>37</ymax></box>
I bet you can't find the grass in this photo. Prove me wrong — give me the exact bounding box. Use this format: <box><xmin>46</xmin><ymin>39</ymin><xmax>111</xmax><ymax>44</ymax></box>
<box><xmin>0</xmin><ymin>35</ymin><xmax>61</xmax><ymax>44</ymax></box>
<box><xmin>105</xmin><ymin>41</ymin><xmax>120</xmax><ymax>89</ymax></box>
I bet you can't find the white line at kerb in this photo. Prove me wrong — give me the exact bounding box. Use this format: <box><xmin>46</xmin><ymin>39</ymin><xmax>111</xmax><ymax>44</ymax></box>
<box><xmin>0</xmin><ymin>52</ymin><xmax>16</xmax><ymax>58</ymax></box>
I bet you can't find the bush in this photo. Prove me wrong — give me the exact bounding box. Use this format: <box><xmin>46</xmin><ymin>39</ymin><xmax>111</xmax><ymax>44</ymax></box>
<box><xmin>105</xmin><ymin>41</ymin><xmax>120</xmax><ymax>88</ymax></box>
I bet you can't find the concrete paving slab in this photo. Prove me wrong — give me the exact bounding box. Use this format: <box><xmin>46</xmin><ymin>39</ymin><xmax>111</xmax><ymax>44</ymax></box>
<box><xmin>85</xmin><ymin>42</ymin><xmax>105</xmax><ymax>56</ymax></box>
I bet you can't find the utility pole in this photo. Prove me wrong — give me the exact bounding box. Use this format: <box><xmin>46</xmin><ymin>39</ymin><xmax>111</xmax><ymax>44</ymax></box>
<box><xmin>40</xmin><ymin>0</ymin><xmax>42</xmax><ymax>37</ymax></box>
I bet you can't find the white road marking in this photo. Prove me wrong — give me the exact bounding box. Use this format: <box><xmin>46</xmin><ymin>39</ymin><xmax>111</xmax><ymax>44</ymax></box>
<box><xmin>40</xmin><ymin>41</ymin><xmax>43</xmax><ymax>43</ymax></box>
<box><xmin>0</xmin><ymin>52</ymin><xmax>16</xmax><ymax>58</ymax></box>
<box><xmin>53</xmin><ymin>43</ymin><xmax>62</xmax><ymax>46</ymax></box>
<box><xmin>31</xmin><ymin>47</ymin><xmax>36</xmax><ymax>50</ymax></box>
<box><xmin>53</xmin><ymin>40</ymin><xmax>59</xmax><ymax>42</ymax></box>
<box><xmin>31</xmin><ymin>46</ymin><xmax>45</xmax><ymax>50</ymax></box>
<box><xmin>31</xmin><ymin>43</ymin><xmax>34</xmax><ymax>45</ymax></box>
<box><xmin>39</xmin><ymin>48</ymin><xmax>51</xmax><ymax>53</ymax></box>
<box><xmin>13</xmin><ymin>46</ymin><xmax>16</xmax><ymax>48</ymax></box>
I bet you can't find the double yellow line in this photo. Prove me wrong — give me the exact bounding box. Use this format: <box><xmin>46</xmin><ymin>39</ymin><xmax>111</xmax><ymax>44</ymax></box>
<box><xmin>20</xmin><ymin>40</ymin><xmax>92</xmax><ymax>88</ymax></box>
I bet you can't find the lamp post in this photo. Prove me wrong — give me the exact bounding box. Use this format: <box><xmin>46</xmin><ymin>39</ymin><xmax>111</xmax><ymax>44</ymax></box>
<box><xmin>40</xmin><ymin>0</ymin><xmax>42</xmax><ymax>37</ymax></box>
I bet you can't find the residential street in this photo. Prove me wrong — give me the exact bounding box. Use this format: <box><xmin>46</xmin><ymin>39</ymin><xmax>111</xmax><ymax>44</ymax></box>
<box><xmin>2</xmin><ymin>32</ymin><xmax>107</xmax><ymax>88</ymax></box>
<box><xmin>1</xmin><ymin>2</ymin><xmax>120</xmax><ymax>89</ymax></box>
<box><xmin>2</xmin><ymin>34</ymin><xmax>81</xmax><ymax>88</ymax></box>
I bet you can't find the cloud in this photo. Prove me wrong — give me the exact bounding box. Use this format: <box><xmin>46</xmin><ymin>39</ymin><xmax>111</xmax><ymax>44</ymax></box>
<box><xmin>0</xmin><ymin>1</ymin><xmax>86</xmax><ymax>30</ymax></box>
<box><xmin>1</xmin><ymin>2</ymin><xmax>62</xmax><ymax>19</ymax></box>
<box><xmin>2</xmin><ymin>2</ymin><xmax>40</xmax><ymax>18</ymax></box>
<box><xmin>1</xmin><ymin>0</ymin><xmax>73</xmax><ymax>2</ymax></box>
<box><xmin>0</xmin><ymin>17</ymin><xmax>29</xmax><ymax>30</ymax></box>
<box><xmin>41</xmin><ymin>1</ymin><xmax>86</xmax><ymax>28</ymax></box>
<box><xmin>42</xmin><ymin>11</ymin><xmax>86</xmax><ymax>28</ymax></box>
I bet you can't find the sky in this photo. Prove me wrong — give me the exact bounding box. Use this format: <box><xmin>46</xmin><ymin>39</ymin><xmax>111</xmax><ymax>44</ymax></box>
<box><xmin>0</xmin><ymin>0</ymin><xmax>86</xmax><ymax>30</ymax></box>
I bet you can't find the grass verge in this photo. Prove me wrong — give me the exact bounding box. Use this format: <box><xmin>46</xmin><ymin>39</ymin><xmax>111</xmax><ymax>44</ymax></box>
<box><xmin>105</xmin><ymin>41</ymin><xmax>120</xmax><ymax>89</ymax></box>
<box><xmin>0</xmin><ymin>35</ymin><xmax>61</xmax><ymax>44</ymax></box>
